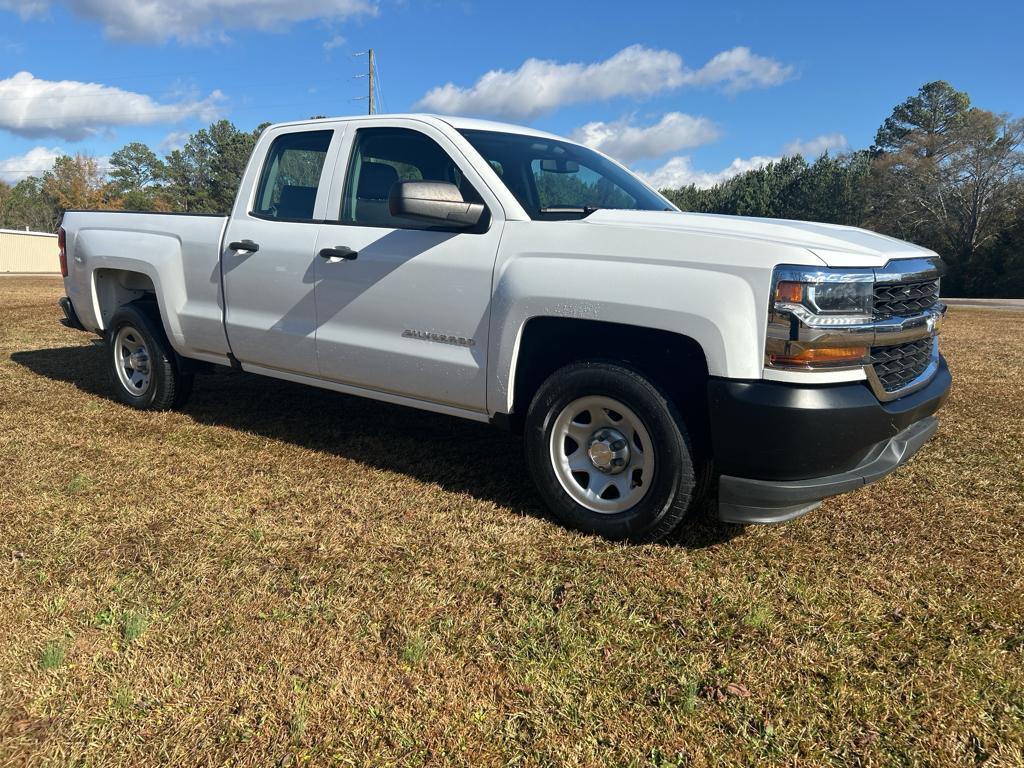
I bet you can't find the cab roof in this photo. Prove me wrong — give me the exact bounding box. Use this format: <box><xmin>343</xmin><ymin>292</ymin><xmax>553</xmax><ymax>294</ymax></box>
<box><xmin>266</xmin><ymin>113</ymin><xmax>565</xmax><ymax>142</ymax></box>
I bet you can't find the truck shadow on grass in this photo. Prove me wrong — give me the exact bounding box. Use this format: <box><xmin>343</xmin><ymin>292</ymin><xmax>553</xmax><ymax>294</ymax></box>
<box><xmin>12</xmin><ymin>344</ymin><xmax>743</xmax><ymax>549</ymax></box>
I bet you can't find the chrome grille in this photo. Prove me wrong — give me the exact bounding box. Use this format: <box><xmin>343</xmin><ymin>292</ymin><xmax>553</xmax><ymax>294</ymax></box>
<box><xmin>870</xmin><ymin>339</ymin><xmax>934</xmax><ymax>393</ymax></box>
<box><xmin>874</xmin><ymin>279</ymin><xmax>939</xmax><ymax>317</ymax></box>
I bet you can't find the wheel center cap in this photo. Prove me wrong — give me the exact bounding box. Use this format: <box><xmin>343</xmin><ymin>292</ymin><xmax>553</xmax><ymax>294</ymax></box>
<box><xmin>128</xmin><ymin>350</ymin><xmax>149</xmax><ymax>374</ymax></box>
<box><xmin>587</xmin><ymin>428</ymin><xmax>630</xmax><ymax>474</ymax></box>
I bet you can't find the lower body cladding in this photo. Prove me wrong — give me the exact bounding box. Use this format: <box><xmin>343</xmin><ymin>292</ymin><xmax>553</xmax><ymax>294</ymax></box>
<box><xmin>708</xmin><ymin>357</ymin><xmax>952</xmax><ymax>524</ymax></box>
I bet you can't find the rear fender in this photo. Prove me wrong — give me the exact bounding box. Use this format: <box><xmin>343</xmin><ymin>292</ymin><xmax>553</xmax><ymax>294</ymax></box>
<box><xmin>77</xmin><ymin>231</ymin><xmax>185</xmax><ymax>351</ymax></box>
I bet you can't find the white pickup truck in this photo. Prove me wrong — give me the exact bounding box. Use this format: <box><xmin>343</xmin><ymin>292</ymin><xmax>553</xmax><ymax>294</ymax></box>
<box><xmin>58</xmin><ymin>114</ymin><xmax>951</xmax><ymax>541</ymax></box>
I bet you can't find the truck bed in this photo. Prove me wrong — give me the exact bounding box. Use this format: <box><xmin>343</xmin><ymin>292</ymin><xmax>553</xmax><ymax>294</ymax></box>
<box><xmin>61</xmin><ymin>210</ymin><xmax>232</xmax><ymax>365</ymax></box>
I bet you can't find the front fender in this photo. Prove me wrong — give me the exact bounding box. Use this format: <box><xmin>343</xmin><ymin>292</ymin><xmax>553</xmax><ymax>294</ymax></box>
<box><xmin>485</xmin><ymin>219</ymin><xmax>829</xmax><ymax>417</ymax></box>
<box><xmin>487</xmin><ymin>255</ymin><xmax>764</xmax><ymax>416</ymax></box>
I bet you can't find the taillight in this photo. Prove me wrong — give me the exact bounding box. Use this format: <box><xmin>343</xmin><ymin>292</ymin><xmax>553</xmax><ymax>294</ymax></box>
<box><xmin>58</xmin><ymin>227</ymin><xmax>68</xmax><ymax>277</ymax></box>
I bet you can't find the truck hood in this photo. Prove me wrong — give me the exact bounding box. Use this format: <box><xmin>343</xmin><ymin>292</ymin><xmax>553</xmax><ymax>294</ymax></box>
<box><xmin>582</xmin><ymin>210</ymin><xmax>937</xmax><ymax>268</ymax></box>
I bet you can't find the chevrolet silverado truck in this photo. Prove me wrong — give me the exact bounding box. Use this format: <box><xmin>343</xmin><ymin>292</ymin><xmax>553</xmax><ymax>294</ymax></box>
<box><xmin>57</xmin><ymin>114</ymin><xmax>951</xmax><ymax>542</ymax></box>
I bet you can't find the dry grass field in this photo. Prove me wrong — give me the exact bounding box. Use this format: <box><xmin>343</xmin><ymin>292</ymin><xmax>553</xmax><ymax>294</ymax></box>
<box><xmin>0</xmin><ymin>276</ymin><xmax>1022</xmax><ymax>767</ymax></box>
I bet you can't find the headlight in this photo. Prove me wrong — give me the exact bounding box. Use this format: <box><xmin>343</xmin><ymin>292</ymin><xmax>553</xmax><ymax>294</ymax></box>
<box><xmin>773</xmin><ymin>267</ymin><xmax>873</xmax><ymax>318</ymax></box>
<box><xmin>766</xmin><ymin>266</ymin><xmax>874</xmax><ymax>370</ymax></box>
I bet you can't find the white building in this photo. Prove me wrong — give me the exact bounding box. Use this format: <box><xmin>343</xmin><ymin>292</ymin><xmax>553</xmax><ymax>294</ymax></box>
<box><xmin>0</xmin><ymin>228</ymin><xmax>60</xmax><ymax>274</ymax></box>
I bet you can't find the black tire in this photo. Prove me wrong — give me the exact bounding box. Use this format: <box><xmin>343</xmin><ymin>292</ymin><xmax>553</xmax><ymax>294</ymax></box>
<box><xmin>106</xmin><ymin>303</ymin><xmax>193</xmax><ymax>410</ymax></box>
<box><xmin>524</xmin><ymin>361</ymin><xmax>701</xmax><ymax>543</ymax></box>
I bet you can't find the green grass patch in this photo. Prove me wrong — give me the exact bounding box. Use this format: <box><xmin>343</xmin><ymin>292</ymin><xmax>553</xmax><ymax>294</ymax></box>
<box><xmin>121</xmin><ymin>611</ymin><xmax>148</xmax><ymax>643</ymax></box>
<box><xmin>400</xmin><ymin>633</ymin><xmax>428</xmax><ymax>666</ymax></box>
<box><xmin>39</xmin><ymin>641</ymin><xmax>65</xmax><ymax>671</ymax></box>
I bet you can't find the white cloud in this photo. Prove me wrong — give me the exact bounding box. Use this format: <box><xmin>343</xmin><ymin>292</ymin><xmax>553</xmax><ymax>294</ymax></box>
<box><xmin>415</xmin><ymin>45</ymin><xmax>794</xmax><ymax>120</ymax></box>
<box><xmin>783</xmin><ymin>133</ymin><xmax>848</xmax><ymax>158</ymax></box>
<box><xmin>680</xmin><ymin>46</ymin><xmax>795</xmax><ymax>94</ymax></box>
<box><xmin>0</xmin><ymin>0</ymin><xmax>375</xmax><ymax>43</ymax></box>
<box><xmin>0</xmin><ymin>145</ymin><xmax>62</xmax><ymax>183</ymax></box>
<box><xmin>0</xmin><ymin>0</ymin><xmax>47</xmax><ymax>19</ymax></box>
<box><xmin>0</xmin><ymin>71</ymin><xmax>223</xmax><ymax>140</ymax></box>
<box><xmin>0</xmin><ymin>147</ymin><xmax>113</xmax><ymax>183</ymax></box>
<box><xmin>630</xmin><ymin>130</ymin><xmax>847</xmax><ymax>192</ymax></box>
<box><xmin>572</xmin><ymin>112</ymin><xmax>719</xmax><ymax>164</ymax></box>
<box><xmin>637</xmin><ymin>154</ymin><xmax>780</xmax><ymax>190</ymax></box>
<box><xmin>323</xmin><ymin>34</ymin><xmax>346</xmax><ymax>51</ymax></box>
<box><xmin>158</xmin><ymin>130</ymin><xmax>192</xmax><ymax>154</ymax></box>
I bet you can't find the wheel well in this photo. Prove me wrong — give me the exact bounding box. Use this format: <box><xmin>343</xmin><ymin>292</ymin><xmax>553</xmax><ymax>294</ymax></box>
<box><xmin>510</xmin><ymin>317</ymin><xmax>711</xmax><ymax>441</ymax></box>
<box><xmin>94</xmin><ymin>269</ymin><xmax>157</xmax><ymax>328</ymax></box>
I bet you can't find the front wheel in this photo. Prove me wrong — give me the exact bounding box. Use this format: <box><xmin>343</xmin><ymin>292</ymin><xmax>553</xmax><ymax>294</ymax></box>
<box><xmin>106</xmin><ymin>304</ymin><xmax>192</xmax><ymax>410</ymax></box>
<box><xmin>524</xmin><ymin>362</ymin><xmax>700</xmax><ymax>542</ymax></box>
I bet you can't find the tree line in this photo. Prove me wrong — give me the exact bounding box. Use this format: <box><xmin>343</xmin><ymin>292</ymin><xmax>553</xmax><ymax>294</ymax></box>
<box><xmin>1</xmin><ymin>82</ymin><xmax>1020</xmax><ymax>296</ymax></box>
<box><xmin>664</xmin><ymin>82</ymin><xmax>1024</xmax><ymax>297</ymax></box>
<box><xmin>0</xmin><ymin>120</ymin><xmax>270</xmax><ymax>234</ymax></box>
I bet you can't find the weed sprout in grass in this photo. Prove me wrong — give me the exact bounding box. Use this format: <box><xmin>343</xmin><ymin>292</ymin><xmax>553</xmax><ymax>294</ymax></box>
<box><xmin>111</xmin><ymin>687</ymin><xmax>135</xmax><ymax>712</ymax></box>
<box><xmin>122</xmin><ymin>611</ymin><xmax>148</xmax><ymax>643</ymax></box>
<box><xmin>39</xmin><ymin>641</ymin><xmax>65</xmax><ymax>671</ymax></box>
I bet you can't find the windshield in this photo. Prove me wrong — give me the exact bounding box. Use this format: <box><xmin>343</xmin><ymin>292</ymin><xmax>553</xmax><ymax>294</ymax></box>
<box><xmin>458</xmin><ymin>129</ymin><xmax>672</xmax><ymax>220</ymax></box>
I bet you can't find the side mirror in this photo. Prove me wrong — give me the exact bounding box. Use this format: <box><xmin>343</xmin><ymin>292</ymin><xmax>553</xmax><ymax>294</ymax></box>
<box><xmin>388</xmin><ymin>181</ymin><xmax>485</xmax><ymax>228</ymax></box>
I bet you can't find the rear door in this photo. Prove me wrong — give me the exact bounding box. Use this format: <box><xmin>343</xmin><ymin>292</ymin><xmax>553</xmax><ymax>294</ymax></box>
<box><xmin>222</xmin><ymin>125</ymin><xmax>343</xmax><ymax>374</ymax></box>
<box><xmin>311</xmin><ymin>119</ymin><xmax>505</xmax><ymax>412</ymax></box>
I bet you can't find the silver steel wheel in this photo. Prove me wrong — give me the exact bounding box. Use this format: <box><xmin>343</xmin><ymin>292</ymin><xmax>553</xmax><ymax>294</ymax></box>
<box><xmin>113</xmin><ymin>325</ymin><xmax>152</xmax><ymax>397</ymax></box>
<box><xmin>549</xmin><ymin>395</ymin><xmax>655</xmax><ymax>514</ymax></box>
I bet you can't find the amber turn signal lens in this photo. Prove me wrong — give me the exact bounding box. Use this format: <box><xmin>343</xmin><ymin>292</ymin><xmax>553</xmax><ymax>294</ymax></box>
<box><xmin>769</xmin><ymin>346</ymin><xmax>868</xmax><ymax>366</ymax></box>
<box><xmin>775</xmin><ymin>280</ymin><xmax>804</xmax><ymax>303</ymax></box>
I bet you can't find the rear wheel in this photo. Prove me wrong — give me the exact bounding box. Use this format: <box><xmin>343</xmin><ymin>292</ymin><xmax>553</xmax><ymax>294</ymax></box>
<box><xmin>106</xmin><ymin>304</ymin><xmax>192</xmax><ymax>410</ymax></box>
<box><xmin>525</xmin><ymin>362</ymin><xmax>700</xmax><ymax>542</ymax></box>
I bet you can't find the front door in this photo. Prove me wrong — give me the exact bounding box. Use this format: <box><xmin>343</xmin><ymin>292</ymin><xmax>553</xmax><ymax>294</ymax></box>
<box><xmin>222</xmin><ymin>126</ymin><xmax>339</xmax><ymax>375</ymax></box>
<box><xmin>312</xmin><ymin>123</ymin><xmax>503</xmax><ymax>412</ymax></box>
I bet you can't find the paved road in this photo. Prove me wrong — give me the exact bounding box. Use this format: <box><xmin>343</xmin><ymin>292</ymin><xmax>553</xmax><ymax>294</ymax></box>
<box><xmin>945</xmin><ymin>298</ymin><xmax>1024</xmax><ymax>312</ymax></box>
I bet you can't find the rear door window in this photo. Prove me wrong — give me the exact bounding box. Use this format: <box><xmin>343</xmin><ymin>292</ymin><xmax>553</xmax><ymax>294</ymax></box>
<box><xmin>253</xmin><ymin>130</ymin><xmax>333</xmax><ymax>221</ymax></box>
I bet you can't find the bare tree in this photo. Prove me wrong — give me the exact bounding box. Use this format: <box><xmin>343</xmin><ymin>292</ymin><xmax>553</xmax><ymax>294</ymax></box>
<box><xmin>42</xmin><ymin>155</ymin><xmax>118</xmax><ymax>212</ymax></box>
<box><xmin>871</xmin><ymin>110</ymin><xmax>1023</xmax><ymax>263</ymax></box>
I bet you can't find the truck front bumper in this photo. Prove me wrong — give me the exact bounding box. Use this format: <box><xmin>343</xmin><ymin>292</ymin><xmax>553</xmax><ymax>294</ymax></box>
<box><xmin>708</xmin><ymin>356</ymin><xmax>951</xmax><ymax>524</ymax></box>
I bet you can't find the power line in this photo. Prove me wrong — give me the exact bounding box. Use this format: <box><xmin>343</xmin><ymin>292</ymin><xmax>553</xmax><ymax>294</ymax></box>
<box><xmin>0</xmin><ymin>54</ymin><xmax>393</xmax><ymax>98</ymax></box>
<box><xmin>0</xmin><ymin>94</ymin><xmax>363</xmax><ymax>127</ymax></box>
<box><xmin>1</xmin><ymin>75</ymin><xmax>382</xmax><ymax>176</ymax></box>
<box><xmin>0</xmin><ymin>71</ymin><xmax>366</xmax><ymax>103</ymax></box>
<box><xmin>2</xmin><ymin>160</ymin><xmax>113</xmax><ymax>172</ymax></box>
<box><xmin>375</xmin><ymin>57</ymin><xmax>388</xmax><ymax>113</ymax></box>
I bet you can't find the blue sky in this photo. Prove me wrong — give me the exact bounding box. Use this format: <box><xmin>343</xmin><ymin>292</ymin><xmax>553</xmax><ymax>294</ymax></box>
<box><xmin>1</xmin><ymin>0</ymin><xmax>1021</xmax><ymax>187</ymax></box>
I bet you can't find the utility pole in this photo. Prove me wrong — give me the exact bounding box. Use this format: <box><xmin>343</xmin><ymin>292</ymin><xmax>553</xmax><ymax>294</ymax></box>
<box><xmin>367</xmin><ymin>48</ymin><xmax>375</xmax><ymax>115</ymax></box>
<box><xmin>354</xmin><ymin>49</ymin><xmax>377</xmax><ymax>115</ymax></box>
